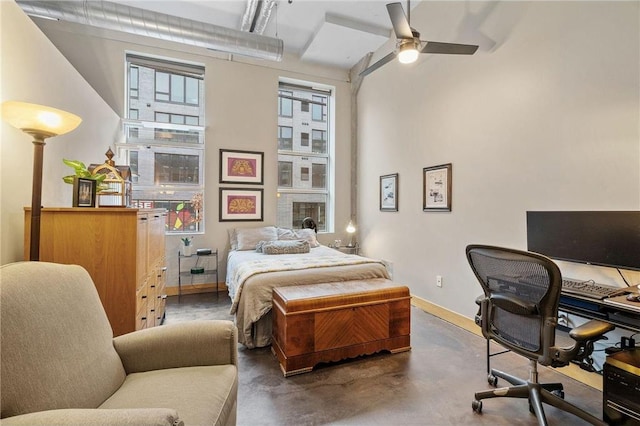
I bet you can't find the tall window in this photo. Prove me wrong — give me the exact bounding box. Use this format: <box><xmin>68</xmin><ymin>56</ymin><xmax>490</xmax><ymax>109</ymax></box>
<box><xmin>277</xmin><ymin>81</ymin><xmax>333</xmax><ymax>231</ymax></box>
<box><xmin>123</xmin><ymin>53</ymin><xmax>205</xmax><ymax>233</ymax></box>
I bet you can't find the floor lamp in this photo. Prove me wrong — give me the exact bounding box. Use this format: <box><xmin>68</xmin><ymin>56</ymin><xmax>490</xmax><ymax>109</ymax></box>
<box><xmin>2</xmin><ymin>101</ymin><xmax>82</xmax><ymax>261</ymax></box>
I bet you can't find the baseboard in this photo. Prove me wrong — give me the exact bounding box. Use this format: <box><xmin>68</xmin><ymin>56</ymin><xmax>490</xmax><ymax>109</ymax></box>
<box><xmin>165</xmin><ymin>282</ymin><xmax>226</xmax><ymax>297</ymax></box>
<box><xmin>410</xmin><ymin>295</ymin><xmax>603</xmax><ymax>391</ymax></box>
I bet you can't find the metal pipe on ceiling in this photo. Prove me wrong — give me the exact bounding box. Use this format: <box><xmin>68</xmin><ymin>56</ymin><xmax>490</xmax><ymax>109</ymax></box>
<box><xmin>17</xmin><ymin>0</ymin><xmax>284</xmax><ymax>62</ymax></box>
<box><xmin>252</xmin><ymin>0</ymin><xmax>276</xmax><ymax>35</ymax></box>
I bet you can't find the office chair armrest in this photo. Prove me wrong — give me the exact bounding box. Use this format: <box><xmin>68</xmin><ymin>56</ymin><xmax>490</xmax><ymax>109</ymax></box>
<box><xmin>490</xmin><ymin>293</ymin><xmax>538</xmax><ymax>316</ymax></box>
<box><xmin>569</xmin><ymin>319</ymin><xmax>614</xmax><ymax>342</ymax></box>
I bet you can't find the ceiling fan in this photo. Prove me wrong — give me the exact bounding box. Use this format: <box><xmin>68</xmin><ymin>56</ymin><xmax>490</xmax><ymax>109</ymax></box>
<box><xmin>359</xmin><ymin>1</ymin><xmax>479</xmax><ymax>77</ymax></box>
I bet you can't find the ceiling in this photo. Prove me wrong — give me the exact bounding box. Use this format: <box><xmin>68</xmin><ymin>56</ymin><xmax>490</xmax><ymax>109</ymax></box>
<box><xmin>110</xmin><ymin>0</ymin><xmax>424</xmax><ymax>70</ymax></box>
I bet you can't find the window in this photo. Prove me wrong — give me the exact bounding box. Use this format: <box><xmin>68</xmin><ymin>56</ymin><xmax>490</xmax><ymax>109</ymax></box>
<box><xmin>124</xmin><ymin>53</ymin><xmax>205</xmax><ymax>234</ymax></box>
<box><xmin>154</xmin><ymin>153</ymin><xmax>199</xmax><ymax>184</ymax></box>
<box><xmin>312</xmin><ymin>95</ymin><xmax>326</xmax><ymax>122</ymax></box>
<box><xmin>155</xmin><ymin>71</ymin><xmax>199</xmax><ymax>105</ymax></box>
<box><xmin>277</xmin><ymin>81</ymin><xmax>332</xmax><ymax>231</ymax></box>
<box><xmin>130</xmin><ymin>66</ymin><xmax>139</xmax><ymax>98</ymax></box>
<box><xmin>293</xmin><ymin>202</ymin><xmax>325</xmax><ymax>230</ymax></box>
<box><xmin>312</xmin><ymin>130</ymin><xmax>326</xmax><ymax>153</ymax></box>
<box><xmin>278</xmin><ymin>90</ymin><xmax>292</xmax><ymax>117</ymax></box>
<box><xmin>278</xmin><ymin>126</ymin><xmax>293</xmax><ymax>151</ymax></box>
<box><xmin>278</xmin><ymin>161</ymin><xmax>293</xmax><ymax>187</ymax></box>
<box><xmin>312</xmin><ymin>163</ymin><xmax>326</xmax><ymax>188</ymax></box>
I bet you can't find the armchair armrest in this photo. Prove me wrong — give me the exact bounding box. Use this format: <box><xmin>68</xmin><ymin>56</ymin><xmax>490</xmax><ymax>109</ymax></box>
<box><xmin>113</xmin><ymin>320</ymin><xmax>237</xmax><ymax>374</ymax></box>
<box><xmin>1</xmin><ymin>408</ymin><xmax>182</xmax><ymax>426</ymax></box>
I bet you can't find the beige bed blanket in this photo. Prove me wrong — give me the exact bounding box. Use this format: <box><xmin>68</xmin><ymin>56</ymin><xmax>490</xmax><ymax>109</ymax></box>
<box><xmin>226</xmin><ymin>249</ymin><xmax>390</xmax><ymax>348</ymax></box>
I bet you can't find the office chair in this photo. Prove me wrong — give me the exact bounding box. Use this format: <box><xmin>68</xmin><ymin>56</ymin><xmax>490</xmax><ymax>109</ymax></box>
<box><xmin>466</xmin><ymin>245</ymin><xmax>614</xmax><ymax>426</ymax></box>
<box><xmin>301</xmin><ymin>217</ymin><xmax>317</xmax><ymax>233</ymax></box>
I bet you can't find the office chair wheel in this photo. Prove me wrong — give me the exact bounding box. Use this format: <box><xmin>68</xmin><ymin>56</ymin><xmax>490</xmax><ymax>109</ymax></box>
<box><xmin>472</xmin><ymin>399</ymin><xmax>483</xmax><ymax>413</ymax></box>
<box><xmin>487</xmin><ymin>374</ymin><xmax>498</xmax><ymax>387</ymax></box>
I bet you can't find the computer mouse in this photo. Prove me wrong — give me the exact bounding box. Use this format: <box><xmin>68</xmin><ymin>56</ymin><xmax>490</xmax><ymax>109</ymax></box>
<box><xmin>625</xmin><ymin>293</ymin><xmax>640</xmax><ymax>302</ymax></box>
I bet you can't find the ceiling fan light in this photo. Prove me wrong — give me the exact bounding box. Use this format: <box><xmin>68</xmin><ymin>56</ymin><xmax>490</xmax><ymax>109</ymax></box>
<box><xmin>398</xmin><ymin>43</ymin><xmax>420</xmax><ymax>64</ymax></box>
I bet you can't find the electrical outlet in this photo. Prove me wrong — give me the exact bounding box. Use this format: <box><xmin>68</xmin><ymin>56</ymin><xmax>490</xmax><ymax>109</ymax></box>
<box><xmin>436</xmin><ymin>275</ymin><xmax>442</xmax><ymax>287</ymax></box>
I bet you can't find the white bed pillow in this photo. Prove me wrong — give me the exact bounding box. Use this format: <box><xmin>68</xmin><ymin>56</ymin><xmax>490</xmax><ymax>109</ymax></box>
<box><xmin>294</xmin><ymin>228</ymin><xmax>320</xmax><ymax>248</ymax></box>
<box><xmin>235</xmin><ymin>226</ymin><xmax>278</xmax><ymax>251</ymax></box>
<box><xmin>277</xmin><ymin>227</ymin><xmax>319</xmax><ymax>248</ymax></box>
<box><xmin>228</xmin><ymin>228</ymin><xmax>238</xmax><ymax>250</ymax></box>
<box><xmin>276</xmin><ymin>227</ymin><xmax>297</xmax><ymax>240</ymax></box>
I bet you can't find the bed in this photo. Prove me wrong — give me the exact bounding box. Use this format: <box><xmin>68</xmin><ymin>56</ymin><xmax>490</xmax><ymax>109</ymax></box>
<box><xmin>226</xmin><ymin>226</ymin><xmax>390</xmax><ymax>349</ymax></box>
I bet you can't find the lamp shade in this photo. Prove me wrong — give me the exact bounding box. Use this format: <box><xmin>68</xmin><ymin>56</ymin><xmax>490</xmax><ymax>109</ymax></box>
<box><xmin>346</xmin><ymin>220</ymin><xmax>356</xmax><ymax>234</ymax></box>
<box><xmin>398</xmin><ymin>41</ymin><xmax>420</xmax><ymax>64</ymax></box>
<box><xmin>2</xmin><ymin>101</ymin><xmax>82</xmax><ymax>137</ymax></box>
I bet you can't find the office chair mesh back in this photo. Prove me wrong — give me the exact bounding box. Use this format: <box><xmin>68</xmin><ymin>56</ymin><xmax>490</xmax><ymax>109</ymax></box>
<box><xmin>468</xmin><ymin>246</ymin><xmax>561</xmax><ymax>362</ymax></box>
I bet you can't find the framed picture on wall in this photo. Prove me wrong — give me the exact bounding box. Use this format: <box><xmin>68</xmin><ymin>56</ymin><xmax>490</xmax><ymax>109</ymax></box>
<box><xmin>219</xmin><ymin>188</ymin><xmax>264</xmax><ymax>222</ymax></box>
<box><xmin>219</xmin><ymin>149</ymin><xmax>264</xmax><ymax>185</ymax></box>
<box><xmin>73</xmin><ymin>177</ymin><xmax>96</xmax><ymax>207</ymax></box>
<box><xmin>423</xmin><ymin>163</ymin><xmax>452</xmax><ymax>212</ymax></box>
<box><xmin>380</xmin><ymin>173</ymin><xmax>398</xmax><ymax>211</ymax></box>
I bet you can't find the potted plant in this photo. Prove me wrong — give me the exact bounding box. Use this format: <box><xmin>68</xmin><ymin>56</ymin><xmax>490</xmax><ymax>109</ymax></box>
<box><xmin>181</xmin><ymin>236</ymin><xmax>193</xmax><ymax>256</ymax></box>
<box><xmin>62</xmin><ymin>159</ymin><xmax>108</xmax><ymax>191</ymax></box>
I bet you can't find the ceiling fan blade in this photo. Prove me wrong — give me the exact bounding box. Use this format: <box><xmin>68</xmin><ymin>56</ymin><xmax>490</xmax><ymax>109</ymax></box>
<box><xmin>421</xmin><ymin>41</ymin><xmax>479</xmax><ymax>55</ymax></box>
<box><xmin>386</xmin><ymin>2</ymin><xmax>413</xmax><ymax>39</ymax></box>
<box><xmin>359</xmin><ymin>51</ymin><xmax>397</xmax><ymax>77</ymax></box>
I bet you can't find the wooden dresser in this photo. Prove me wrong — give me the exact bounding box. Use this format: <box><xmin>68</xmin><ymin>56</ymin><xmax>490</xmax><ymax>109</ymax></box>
<box><xmin>272</xmin><ymin>279</ymin><xmax>411</xmax><ymax>376</ymax></box>
<box><xmin>24</xmin><ymin>207</ymin><xmax>167</xmax><ymax>336</ymax></box>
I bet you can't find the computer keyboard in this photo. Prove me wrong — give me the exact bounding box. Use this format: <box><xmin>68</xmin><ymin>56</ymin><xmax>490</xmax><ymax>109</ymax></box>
<box><xmin>561</xmin><ymin>278</ymin><xmax>626</xmax><ymax>300</ymax></box>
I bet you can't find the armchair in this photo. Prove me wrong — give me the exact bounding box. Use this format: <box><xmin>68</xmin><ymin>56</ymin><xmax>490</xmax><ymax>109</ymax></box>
<box><xmin>466</xmin><ymin>245</ymin><xmax>614</xmax><ymax>426</ymax></box>
<box><xmin>1</xmin><ymin>261</ymin><xmax>238</xmax><ymax>426</ymax></box>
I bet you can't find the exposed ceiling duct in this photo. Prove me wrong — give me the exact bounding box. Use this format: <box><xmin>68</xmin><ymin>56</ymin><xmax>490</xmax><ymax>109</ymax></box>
<box><xmin>240</xmin><ymin>0</ymin><xmax>277</xmax><ymax>35</ymax></box>
<box><xmin>17</xmin><ymin>0</ymin><xmax>284</xmax><ymax>62</ymax></box>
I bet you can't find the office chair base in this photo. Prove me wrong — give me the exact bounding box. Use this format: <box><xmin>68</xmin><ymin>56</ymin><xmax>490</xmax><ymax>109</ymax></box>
<box><xmin>473</xmin><ymin>368</ymin><xmax>605</xmax><ymax>426</ymax></box>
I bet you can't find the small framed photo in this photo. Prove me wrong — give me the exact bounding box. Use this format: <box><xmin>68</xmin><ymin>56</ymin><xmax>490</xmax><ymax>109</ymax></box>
<box><xmin>219</xmin><ymin>149</ymin><xmax>264</xmax><ymax>185</ymax></box>
<box><xmin>73</xmin><ymin>177</ymin><xmax>96</xmax><ymax>207</ymax></box>
<box><xmin>380</xmin><ymin>173</ymin><xmax>398</xmax><ymax>212</ymax></box>
<box><xmin>219</xmin><ymin>188</ymin><xmax>264</xmax><ymax>222</ymax></box>
<box><xmin>423</xmin><ymin>163</ymin><xmax>452</xmax><ymax>212</ymax></box>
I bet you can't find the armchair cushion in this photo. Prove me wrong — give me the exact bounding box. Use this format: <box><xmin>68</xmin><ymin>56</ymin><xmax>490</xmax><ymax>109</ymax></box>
<box><xmin>0</xmin><ymin>408</ymin><xmax>182</xmax><ymax>426</ymax></box>
<box><xmin>99</xmin><ymin>365</ymin><xmax>237</xmax><ymax>426</ymax></box>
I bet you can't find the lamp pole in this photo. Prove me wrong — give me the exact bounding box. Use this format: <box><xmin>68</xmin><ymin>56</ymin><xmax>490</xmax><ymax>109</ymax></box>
<box><xmin>25</xmin><ymin>131</ymin><xmax>50</xmax><ymax>261</ymax></box>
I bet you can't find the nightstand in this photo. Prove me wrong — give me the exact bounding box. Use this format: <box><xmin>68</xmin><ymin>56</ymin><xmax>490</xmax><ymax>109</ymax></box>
<box><xmin>178</xmin><ymin>249</ymin><xmax>218</xmax><ymax>301</ymax></box>
<box><xmin>332</xmin><ymin>244</ymin><xmax>360</xmax><ymax>255</ymax></box>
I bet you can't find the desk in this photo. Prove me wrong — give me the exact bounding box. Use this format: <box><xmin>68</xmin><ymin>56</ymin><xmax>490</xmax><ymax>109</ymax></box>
<box><xmin>559</xmin><ymin>293</ymin><xmax>640</xmax><ymax>333</ymax></box>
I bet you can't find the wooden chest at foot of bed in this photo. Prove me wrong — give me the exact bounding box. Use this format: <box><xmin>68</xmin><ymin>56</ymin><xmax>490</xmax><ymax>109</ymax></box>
<box><xmin>271</xmin><ymin>278</ymin><xmax>411</xmax><ymax>377</ymax></box>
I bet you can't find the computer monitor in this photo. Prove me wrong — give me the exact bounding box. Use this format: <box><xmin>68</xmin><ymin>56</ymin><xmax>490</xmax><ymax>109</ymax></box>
<box><xmin>526</xmin><ymin>211</ymin><xmax>640</xmax><ymax>271</ymax></box>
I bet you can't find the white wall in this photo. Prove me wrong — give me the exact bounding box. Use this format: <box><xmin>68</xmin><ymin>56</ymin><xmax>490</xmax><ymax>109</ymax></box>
<box><xmin>0</xmin><ymin>1</ymin><xmax>121</xmax><ymax>265</ymax></box>
<box><xmin>357</xmin><ymin>1</ymin><xmax>640</xmax><ymax>320</ymax></box>
<box><xmin>22</xmin><ymin>13</ymin><xmax>353</xmax><ymax>286</ymax></box>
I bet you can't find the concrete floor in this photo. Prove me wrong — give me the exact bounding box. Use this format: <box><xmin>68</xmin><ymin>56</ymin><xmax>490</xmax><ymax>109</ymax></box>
<box><xmin>165</xmin><ymin>292</ymin><xmax>604</xmax><ymax>425</ymax></box>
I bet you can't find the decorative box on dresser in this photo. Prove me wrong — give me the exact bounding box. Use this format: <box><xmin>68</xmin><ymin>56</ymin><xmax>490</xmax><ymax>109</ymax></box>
<box><xmin>24</xmin><ymin>207</ymin><xmax>167</xmax><ymax>336</ymax></box>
